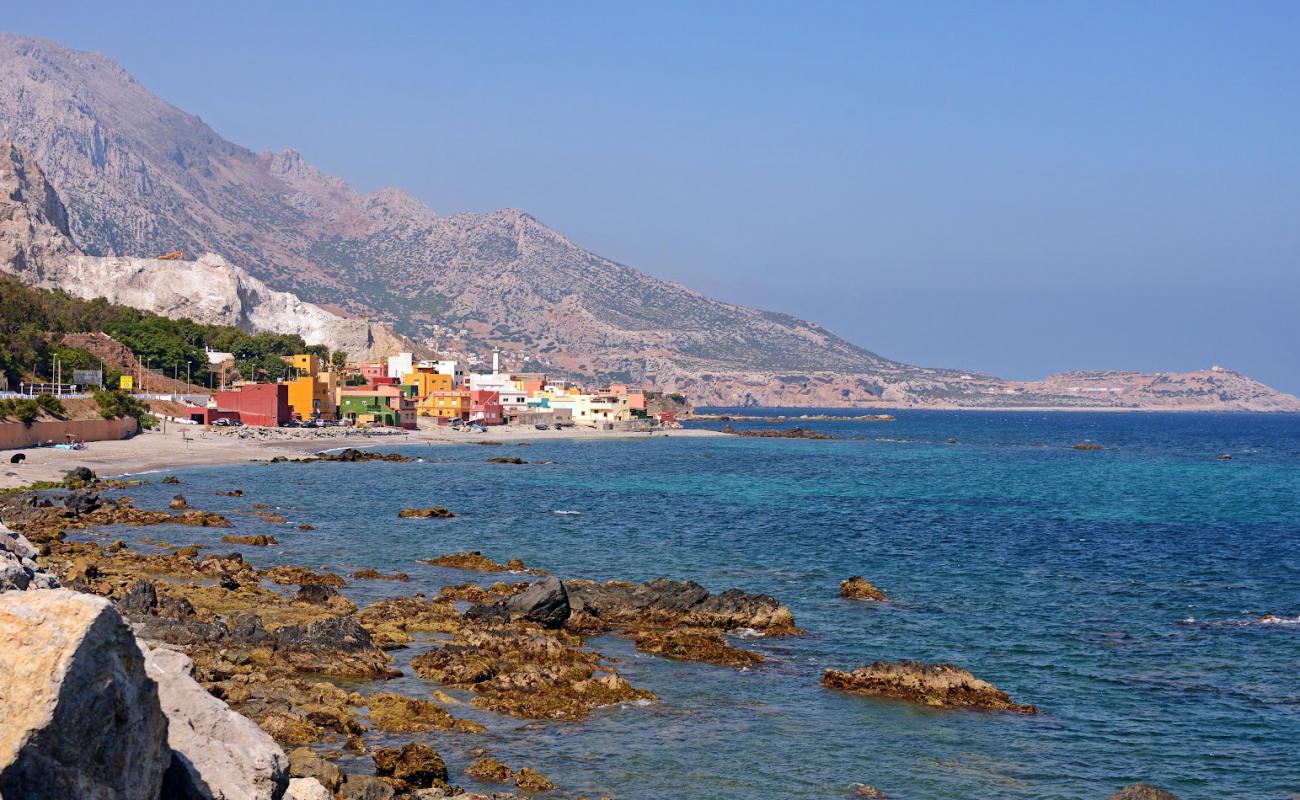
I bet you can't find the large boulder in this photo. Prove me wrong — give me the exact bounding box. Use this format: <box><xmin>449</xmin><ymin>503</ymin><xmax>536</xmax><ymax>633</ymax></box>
<box><xmin>505</xmin><ymin>576</ymin><xmax>570</xmax><ymax>628</ymax></box>
<box><xmin>0</xmin><ymin>589</ymin><xmax>168</xmax><ymax>799</ymax></box>
<box><xmin>146</xmin><ymin>646</ymin><xmax>289</xmax><ymax>800</ymax></box>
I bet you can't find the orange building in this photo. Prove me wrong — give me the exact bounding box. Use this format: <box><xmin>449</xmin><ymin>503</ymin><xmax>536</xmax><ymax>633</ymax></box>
<box><xmin>285</xmin><ymin>371</ymin><xmax>337</xmax><ymax>420</ymax></box>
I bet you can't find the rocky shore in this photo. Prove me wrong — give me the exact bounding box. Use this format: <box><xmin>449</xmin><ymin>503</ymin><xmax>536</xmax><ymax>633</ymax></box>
<box><xmin>0</xmin><ymin>465</ymin><xmax>1182</xmax><ymax>798</ymax></box>
<box><xmin>0</xmin><ymin>468</ymin><xmax>803</xmax><ymax>797</ymax></box>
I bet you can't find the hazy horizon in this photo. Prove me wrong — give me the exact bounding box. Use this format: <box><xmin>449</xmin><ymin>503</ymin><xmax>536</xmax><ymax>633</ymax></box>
<box><xmin>7</xmin><ymin>2</ymin><xmax>1299</xmax><ymax>393</ymax></box>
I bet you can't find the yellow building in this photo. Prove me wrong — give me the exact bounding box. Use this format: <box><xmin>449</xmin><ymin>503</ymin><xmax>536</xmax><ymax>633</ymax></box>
<box><xmin>286</xmin><ymin>371</ymin><xmax>337</xmax><ymax>420</ymax></box>
<box><xmin>418</xmin><ymin>390</ymin><xmax>471</xmax><ymax>419</ymax></box>
<box><xmin>403</xmin><ymin>370</ymin><xmax>453</xmax><ymax>398</ymax></box>
<box><xmin>286</xmin><ymin>353</ymin><xmax>322</xmax><ymax>376</ymax></box>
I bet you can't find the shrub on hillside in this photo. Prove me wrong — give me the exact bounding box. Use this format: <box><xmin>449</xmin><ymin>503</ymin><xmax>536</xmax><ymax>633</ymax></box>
<box><xmin>93</xmin><ymin>387</ymin><xmax>150</xmax><ymax>421</ymax></box>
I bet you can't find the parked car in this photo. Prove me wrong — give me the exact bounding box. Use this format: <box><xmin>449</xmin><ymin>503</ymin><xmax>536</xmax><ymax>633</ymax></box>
<box><xmin>535</xmin><ymin>423</ymin><xmax>550</xmax><ymax>430</ymax></box>
<box><xmin>212</xmin><ymin>418</ymin><xmax>232</xmax><ymax>427</ymax></box>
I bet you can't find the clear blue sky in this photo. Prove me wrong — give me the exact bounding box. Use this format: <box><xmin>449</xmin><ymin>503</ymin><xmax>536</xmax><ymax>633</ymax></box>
<box><xmin>10</xmin><ymin>2</ymin><xmax>1300</xmax><ymax>392</ymax></box>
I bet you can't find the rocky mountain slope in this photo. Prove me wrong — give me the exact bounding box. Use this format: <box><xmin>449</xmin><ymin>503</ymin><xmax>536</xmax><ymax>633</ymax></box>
<box><xmin>0</xmin><ymin>139</ymin><xmax>406</xmax><ymax>359</ymax></box>
<box><xmin>1</xmin><ymin>32</ymin><xmax>1295</xmax><ymax>410</ymax></box>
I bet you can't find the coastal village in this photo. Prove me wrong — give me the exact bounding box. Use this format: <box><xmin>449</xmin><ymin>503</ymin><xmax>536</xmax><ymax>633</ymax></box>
<box><xmin>185</xmin><ymin>347</ymin><xmax>678</xmax><ymax>432</ymax></box>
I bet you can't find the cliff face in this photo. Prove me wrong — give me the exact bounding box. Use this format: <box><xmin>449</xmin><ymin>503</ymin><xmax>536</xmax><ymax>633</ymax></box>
<box><xmin>0</xmin><ymin>33</ymin><xmax>1295</xmax><ymax>410</ymax></box>
<box><xmin>0</xmin><ymin>138</ymin><xmax>407</xmax><ymax>359</ymax></box>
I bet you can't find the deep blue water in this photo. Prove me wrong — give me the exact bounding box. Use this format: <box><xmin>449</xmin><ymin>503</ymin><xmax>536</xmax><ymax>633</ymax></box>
<box><xmin>89</xmin><ymin>410</ymin><xmax>1300</xmax><ymax>799</ymax></box>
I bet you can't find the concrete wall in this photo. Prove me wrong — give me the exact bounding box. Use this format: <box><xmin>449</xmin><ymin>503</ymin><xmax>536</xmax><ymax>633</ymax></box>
<box><xmin>0</xmin><ymin>416</ymin><xmax>138</xmax><ymax>450</ymax></box>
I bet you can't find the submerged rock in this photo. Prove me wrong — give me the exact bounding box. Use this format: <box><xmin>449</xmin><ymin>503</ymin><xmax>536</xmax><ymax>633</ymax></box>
<box><xmin>398</xmin><ymin>507</ymin><xmax>455</xmax><ymax>518</ymax></box>
<box><xmin>169</xmin><ymin>494</ymin><xmax>189</xmax><ymax>509</ymax></box>
<box><xmin>0</xmin><ymin>589</ymin><xmax>168</xmax><ymax>799</ymax></box>
<box><xmin>840</xmin><ymin>576</ymin><xmax>888</xmax><ymax>601</ymax></box>
<box><xmin>147</xmin><ymin>646</ymin><xmax>289</xmax><ymax>800</ymax></box>
<box><xmin>822</xmin><ymin>661</ymin><xmax>1037</xmax><ymax>713</ymax></box>
<box><xmin>1108</xmin><ymin>785</ymin><xmax>1180</xmax><ymax>800</ymax></box>
<box><xmin>485</xmin><ymin>456</ymin><xmax>527</xmax><ymax>464</ymax></box>
<box><xmin>365</xmin><ymin>691</ymin><xmax>483</xmax><ymax>733</ymax></box>
<box><xmin>631</xmin><ymin>628</ymin><xmax>763</xmax><ymax>668</ymax></box>
<box><xmin>223</xmin><ymin>534</ymin><xmax>278</xmax><ymax>546</ymax></box>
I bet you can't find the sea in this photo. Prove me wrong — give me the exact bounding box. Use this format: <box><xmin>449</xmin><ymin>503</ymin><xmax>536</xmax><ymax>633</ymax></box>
<box><xmin>86</xmin><ymin>410</ymin><xmax>1300</xmax><ymax>799</ymax></box>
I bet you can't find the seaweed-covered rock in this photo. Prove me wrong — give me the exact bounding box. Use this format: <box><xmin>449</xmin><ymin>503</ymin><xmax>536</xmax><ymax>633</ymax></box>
<box><xmin>398</xmin><ymin>507</ymin><xmax>455</xmax><ymax>518</ymax></box>
<box><xmin>822</xmin><ymin>661</ymin><xmax>1037</xmax><ymax>713</ymax></box>
<box><xmin>372</xmin><ymin>742</ymin><xmax>448</xmax><ymax>788</ymax></box>
<box><xmin>1108</xmin><ymin>785</ymin><xmax>1180</xmax><ymax>800</ymax></box>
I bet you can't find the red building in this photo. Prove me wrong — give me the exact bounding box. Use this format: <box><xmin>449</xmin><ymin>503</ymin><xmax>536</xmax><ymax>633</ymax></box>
<box><xmin>187</xmin><ymin>383</ymin><xmax>290</xmax><ymax>427</ymax></box>
<box><xmin>469</xmin><ymin>390</ymin><xmax>504</xmax><ymax>426</ymax></box>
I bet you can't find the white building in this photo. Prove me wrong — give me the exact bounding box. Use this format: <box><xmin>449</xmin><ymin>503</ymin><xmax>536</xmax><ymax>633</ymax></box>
<box><xmin>433</xmin><ymin>360</ymin><xmax>467</xmax><ymax>386</ymax></box>
<box><xmin>387</xmin><ymin>352</ymin><xmax>414</xmax><ymax>380</ymax></box>
<box><xmin>469</xmin><ymin>372</ymin><xmax>515</xmax><ymax>392</ymax></box>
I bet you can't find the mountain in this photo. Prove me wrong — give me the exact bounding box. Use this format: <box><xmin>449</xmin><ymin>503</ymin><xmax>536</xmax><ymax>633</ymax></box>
<box><xmin>1</xmin><ymin>32</ymin><xmax>1296</xmax><ymax>411</ymax></box>
<box><xmin>0</xmin><ymin>140</ymin><xmax>407</xmax><ymax>358</ymax></box>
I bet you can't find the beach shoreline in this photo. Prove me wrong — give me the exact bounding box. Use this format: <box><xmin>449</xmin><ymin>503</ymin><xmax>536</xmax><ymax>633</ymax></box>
<box><xmin>0</xmin><ymin>423</ymin><xmax>723</xmax><ymax>489</ymax></box>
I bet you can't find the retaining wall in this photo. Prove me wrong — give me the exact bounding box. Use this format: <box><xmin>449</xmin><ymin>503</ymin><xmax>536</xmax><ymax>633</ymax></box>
<box><xmin>0</xmin><ymin>417</ymin><xmax>138</xmax><ymax>450</ymax></box>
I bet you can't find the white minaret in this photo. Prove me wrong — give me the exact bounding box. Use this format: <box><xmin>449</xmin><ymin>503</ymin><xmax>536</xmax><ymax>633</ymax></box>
<box><xmin>492</xmin><ymin>346</ymin><xmax>501</xmax><ymax>375</ymax></box>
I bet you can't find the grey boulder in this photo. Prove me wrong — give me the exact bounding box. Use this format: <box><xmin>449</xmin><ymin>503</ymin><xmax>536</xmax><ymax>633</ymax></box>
<box><xmin>505</xmin><ymin>576</ymin><xmax>570</xmax><ymax>628</ymax></box>
<box><xmin>145</xmin><ymin>646</ymin><xmax>289</xmax><ymax>800</ymax></box>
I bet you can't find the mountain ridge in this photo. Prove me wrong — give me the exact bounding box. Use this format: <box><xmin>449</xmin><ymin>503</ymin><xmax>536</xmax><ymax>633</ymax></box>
<box><xmin>1</xmin><ymin>32</ymin><xmax>1296</xmax><ymax>411</ymax></box>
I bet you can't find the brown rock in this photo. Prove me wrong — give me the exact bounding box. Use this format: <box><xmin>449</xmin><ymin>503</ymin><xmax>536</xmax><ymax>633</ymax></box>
<box><xmin>288</xmin><ymin>747</ymin><xmax>344</xmax><ymax>793</ymax></box>
<box><xmin>1108</xmin><ymin>785</ymin><xmax>1180</xmax><ymax>800</ymax></box>
<box><xmin>222</xmin><ymin>534</ymin><xmax>278</xmax><ymax>546</ymax></box>
<box><xmin>514</xmin><ymin>767</ymin><xmax>555</xmax><ymax>792</ymax></box>
<box><xmin>365</xmin><ymin>692</ymin><xmax>483</xmax><ymax>733</ymax></box>
<box><xmin>840</xmin><ymin>576</ymin><xmax>888</xmax><ymax>601</ymax></box>
<box><xmin>372</xmin><ymin>742</ymin><xmax>448</xmax><ymax>788</ymax></box>
<box><xmin>169</xmin><ymin>494</ymin><xmax>189</xmax><ymax>509</ymax></box>
<box><xmin>466</xmin><ymin>756</ymin><xmax>516</xmax><ymax>783</ymax></box>
<box><xmin>631</xmin><ymin>628</ymin><xmax>763</xmax><ymax>668</ymax></box>
<box><xmin>398</xmin><ymin>507</ymin><xmax>455</xmax><ymax>518</ymax></box>
<box><xmin>822</xmin><ymin>661</ymin><xmax>1037</xmax><ymax>713</ymax></box>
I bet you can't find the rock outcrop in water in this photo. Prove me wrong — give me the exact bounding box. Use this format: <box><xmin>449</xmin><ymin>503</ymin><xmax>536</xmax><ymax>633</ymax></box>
<box><xmin>1108</xmin><ymin>785</ymin><xmax>1180</xmax><ymax>800</ymax></box>
<box><xmin>840</xmin><ymin>576</ymin><xmax>888</xmax><ymax>601</ymax></box>
<box><xmin>822</xmin><ymin>661</ymin><xmax>1037</xmax><ymax>713</ymax></box>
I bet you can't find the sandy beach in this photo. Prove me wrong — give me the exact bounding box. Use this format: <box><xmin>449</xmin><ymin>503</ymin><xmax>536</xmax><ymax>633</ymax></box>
<box><xmin>0</xmin><ymin>422</ymin><xmax>722</xmax><ymax>490</ymax></box>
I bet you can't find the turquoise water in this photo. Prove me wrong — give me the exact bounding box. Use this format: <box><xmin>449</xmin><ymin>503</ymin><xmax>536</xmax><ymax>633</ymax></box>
<box><xmin>94</xmin><ymin>411</ymin><xmax>1299</xmax><ymax>798</ymax></box>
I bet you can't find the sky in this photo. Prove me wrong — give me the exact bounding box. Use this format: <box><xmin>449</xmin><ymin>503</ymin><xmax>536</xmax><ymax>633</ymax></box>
<box><xmin>8</xmin><ymin>1</ymin><xmax>1300</xmax><ymax>392</ymax></box>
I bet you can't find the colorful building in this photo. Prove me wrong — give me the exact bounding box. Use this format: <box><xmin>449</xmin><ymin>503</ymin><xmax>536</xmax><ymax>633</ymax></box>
<box><xmin>338</xmin><ymin>385</ymin><xmax>416</xmax><ymax>429</ymax></box>
<box><xmin>402</xmin><ymin>369</ymin><xmax>454</xmax><ymax>397</ymax></box>
<box><xmin>469</xmin><ymin>390</ymin><xmax>504</xmax><ymax>425</ymax></box>
<box><xmin>285</xmin><ymin>372</ymin><xmax>337</xmax><ymax>420</ymax></box>
<box><xmin>187</xmin><ymin>383</ymin><xmax>290</xmax><ymax>427</ymax></box>
<box><xmin>419</xmin><ymin>389</ymin><xmax>472</xmax><ymax>420</ymax></box>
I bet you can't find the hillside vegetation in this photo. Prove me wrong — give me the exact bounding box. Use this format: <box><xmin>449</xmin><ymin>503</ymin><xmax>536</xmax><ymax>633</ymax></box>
<box><xmin>0</xmin><ymin>276</ymin><xmax>329</xmax><ymax>388</ymax></box>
